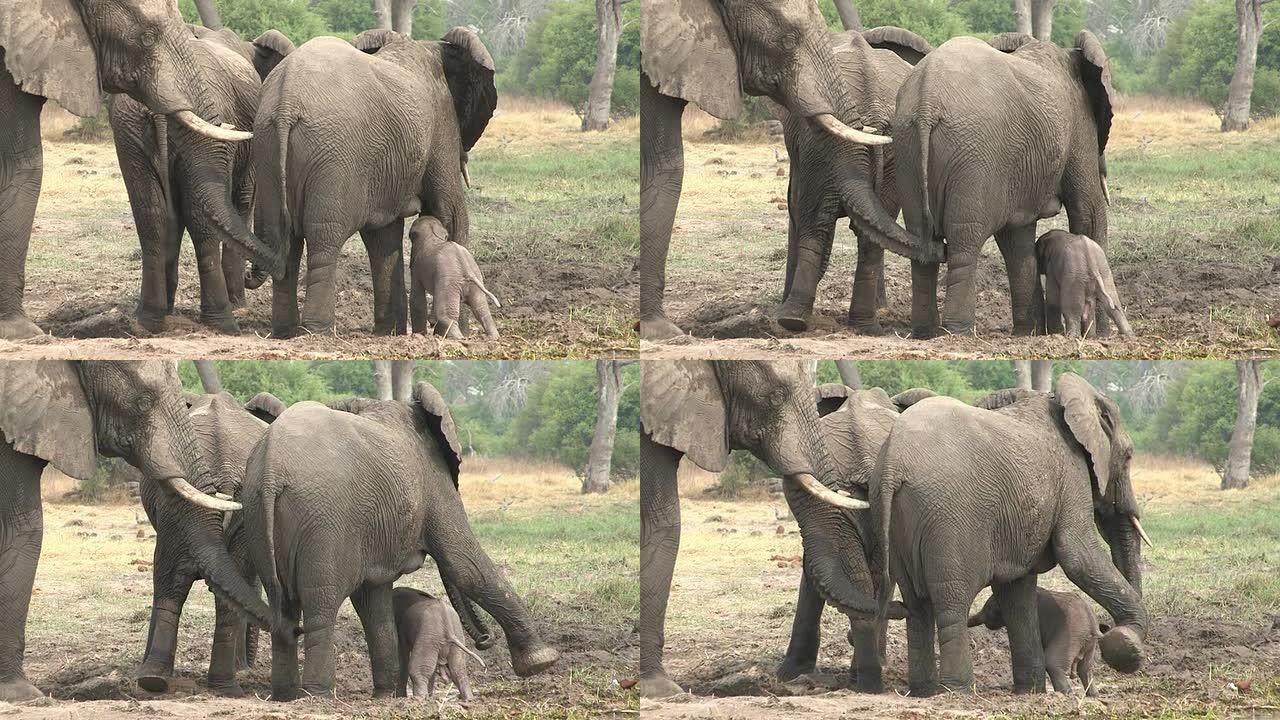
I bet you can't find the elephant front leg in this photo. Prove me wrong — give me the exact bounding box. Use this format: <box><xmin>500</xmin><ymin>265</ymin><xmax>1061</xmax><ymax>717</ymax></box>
<box><xmin>992</xmin><ymin>575</ymin><xmax>1045</xmax><ymax>693</ymax></box>
<box><xmin>777</xmin><ymin>570</ymin><xmax>824</xmax><ymax>680</ymax></box>
<box><xmin>994</xmin><ymin>224</ymin><xmax>1042</xmax><ymax>336</ymax></box>
<box><xmin>1052</xmin><ymin>527</ymin><xmax>1147</xmax><ymax>674</ymax></box>
<box><xmin>350</xmin><ymin>583</ymin><xmax>399</xmax><ymax>698</ymax></box>
<box><xmin>360</xmin><ymin>222</ymin><xmax>408</xmax><ymax>336</ymax></box>
<box><xmin>639</xmin><ymin>432</ymin><xmax>685</xmax><ymax>698</ymax></box>
<box><xmin>206</xmin><ymin>596</ymin><xmax>245</xmax><ymax>696</ymax></box>
<box><xmin>0</xmin><ymin>446</ymin><xmax>46</xmax><ymax>701</ymax></box>
<box><xmin>775</xmin><ymin>203</ymin><xmax>838</xmax><ymax>333</ymax></box>
<box><xmin>639</xmin><ymin>75</ymin><xmax>687</xmax><ymax>341</ymax></box>
<box><xmin>135</xmin><ymin>595</ymin><xmax>189</xmax><ymax>692</ymax></box>
<box><xmin>188</xmin><ymin>228</ymin><xmax>240</xmax><ymax>334</ymax></box>
<box><xmin>0</xmin><ymin>83</ymin><xmax>47</xmax><ymax>340</ymax></box>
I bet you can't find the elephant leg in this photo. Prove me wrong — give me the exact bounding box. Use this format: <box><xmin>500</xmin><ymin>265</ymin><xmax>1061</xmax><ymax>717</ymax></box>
<box><xmin>992</xmin><ymin>575</ymin><xmax>1045</xmax><ymax>693</ymax></box>
<box><xmin>1065</xmin><ymin>169</ymin><xmax>1110</xmax><ymax>336</ymax></box>
<box><xmin>299</xmin><ymin>595</ymin><xmax>341</xmax><ymax>698</ymax></box>
<box><xmin>222</xmin><ymin>180</ymin><xmax>249</xmax><ymax>309</ymax></box>
<box><xmin>639</xmin><ymin>74</ymin><xmax>687</xmax><ymax>340</ymax></box>
<box><xmin>187</xmin><ymin>225</ymin><xmax>239</xmax><ymax>334</ymax></box>
<box><xmin>639</xmin><ymin>431</ymin><xmax>684</xmax><ymax>698</ymax></box>
<box><xmin>396</xmin><ymin>634</ymin><xmax>410</xmax><ymax>697</ymax></box>
<box><xmin>111</xmin><ymin>104</ymin><xmax>175</xmax><ymax>333</ymax></box>
<box><xmin>777</xmin><ymin>570</ymin><xmax>823</xmax><ymax>680</ymax></box>
<box><xmin>350</xmin><ymin>582</ymin><xmax>398</xmax><ymax>698</ymax></box>
<box><xmin>1079</xmin><ymin>650</ymin><xmax>1098</xmax><ymax>696</ymax></box>
<box><xmin>431</xmin><ymin>277</ymin><xmax>463</xmax><ymax>339</ymax></box>
<box><xmin>409</xmin><ymin>260</ymin><xmax>429</xmax><ymax>335</ymax></box>
<box><xmin>775</xmin><ymin>198</ymin><xmax>838</xmax><ymax>333</ymax></box>
<box><xmin>849</xmin><ymin>234</ymin><xmax>885</xmax><ymax>335</ymax></box>
<box><xmin>266</xmin><ymin>578</ymin><xmax>301</xmax><ymax>701</ymax></box>
<box><xmin>910</xmin><ymin>260</ymin><xmax>941</xmax><ymax>339</ymax></box>
<box><xmin>408</xmin><ymin>644</ymin><xmax>439</xmax><ymax>698</ymax></box>
<box><xmin>360</xmin><ymin>221</ymin><xmax>408</xmax><ymax>336</ymax></box>
<box><xmin>900</xmin><ymin>586</ymin><xmax>938</xmax><ymax>697</ymax></box>
<box><xmin>270</xmin><ymin>237</ymin><xmax>304</xmax><ymax>339</ymax></box>
<box><xmin>847</xmin><ymin>618</ymin><xmax>883</xmax><ymax>693</ymax></box>
<box><xmin>466</xmin><ymin>287</ymin><xmax>499</xmax><ymax>338</ymax></box>
<box><xmin>941</xmin><ymin>240</ymin><xmax>984</xmax><ymax>336</ymax></box>
<box><xmin>0</xmin><ymin>444</ymin><xmax>46</xmax><ymax>701</ymax></box>
<box><xmin>994</xmin><ymin>224</ymin><xmax>1041</xmax><ymax>336</ymax></box>
<box><xmin>136</xmin><ymin>593</ymin><xmax>190</xmax><ymax>692</ymax></box>
<box><xmin>1047</xmin><ymin>665</ymin><xmax>1073</xmax><ymax>694</ymax></box>
<box><xmin>1051</xmin><ymin>524</ymin><xmax>1146</xmax><ymax>674</ymax></box>
<box><xmin>1044</xmin><ymin>274</ymin><xmax>1064</xmax><ymax>334</ymax></box>
<box><xmin>0</xmin><ymin>80</ymin><xmax>46</xmax><ymax>340</ymax></box>
<box><xmin>206</xmin><ymin>596</ymin><xmax>245</xmax><ymax>696</ymax></box>
<box><xmin>300</xmin><ymin>243</ymin><xmax>340</xmax><ymax>336</ymax></box>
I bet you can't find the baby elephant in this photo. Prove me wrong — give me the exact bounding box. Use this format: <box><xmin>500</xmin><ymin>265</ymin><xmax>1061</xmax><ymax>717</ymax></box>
<box><xmin>394</xmin><ymin>587</ymin><xmax>486</xmax><ymax>700</ymax></box>
<box><xmin>1037</xmin><ymin>230</ymin><xmax>1133</xmax><ymax>337</ymax></box>
<box><xmin>969</xmin><ymin>588</ymin><xmax>1106</xmax><ymax>696</ymax></box>
<box><xmin>409</xmin><ymin>215</ymin><xmax>501</xmax><ymax>338</ymax></box>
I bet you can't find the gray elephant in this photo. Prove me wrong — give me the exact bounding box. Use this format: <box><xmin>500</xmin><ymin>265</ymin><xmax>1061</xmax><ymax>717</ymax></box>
<box><xmin>409</xmin><ymin>215</ymin><xmax>500</xmax><ymax>338</ymax></box>
<box><xmin>111</xmin><ymin>25</ymin><xmax>294</xmax><ymax>334</ymax></box>
<box><xmin>0</xmin><ymin>361</ymin><xmax>269</xmax><ymax>702</ymax></box>
<box><xmin>252</xmin><ymin>28</ymin><xmax>496</xmax><ymax>338</ymax></box>
<box><xmin>777</xmin><ymin>383</ymin><xmax>935</xmax><ymax>691</ymax></box>
<box><xmin>1037</xmin><ymin>230</ymin><xmax>1133</xmax><ymax>337</ymax></box>
<box><xmin>0</xmin><ymin>0</ymin><xmax>260</xmax><ymax>341</ymax></box>
<box><xmin>776</xmin><ymin>27</ymin><xmax>932</xmax><ymax>335</ymax></box>
<box><xmin>135</xmin><ymin>390</ymin><xmax>286</xmax><ymax>696</ymax></box>
<box><xmin>241</xmin><ymin>382</ymin><xmax>558</xmax><ymax>700</ymax></box>
<box><xmin>640</xmin><ymin>361</ymin><xmax>875</xmax><ymax>698</ymax></box>
<box><xmin>969</xmin><ymin>588</ymin><xmax>1107</xmax><ymax>696</ymax></box>
<box><xmin>638</xmin><ymin>0</ymin><xmax>941</xmax><ymax>341</ymax></box>
<box><xmin>393</xmin><ymin>586</ymin><xmax>485</xmax><ymax>700</ymax></box>
<box><xmin>893</xmin><ymin>32</ymin><xmax>1115</xmax><ymax>338</ymax></box>
<box><xmin>873</xmin><ymin>374</ymin><xmax>1150</xmax><ymax>696</ymax></box>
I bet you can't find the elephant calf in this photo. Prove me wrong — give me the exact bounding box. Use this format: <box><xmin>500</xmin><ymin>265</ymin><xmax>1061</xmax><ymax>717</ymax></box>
<box><xmin>409</xmin><ymin>216</ymin><xmax>500</xmax><ymax>338</ymax></box>
<box><xmin>969</xmin><ymin>588</ymin><xmax>1105</xmax><ymax>696</ymax></box>
<box><xmin>393</xmin><ymin>587</ymin><xmax>485</xmax><ymax>700</ymax></box>
<box><xmin>1037</xmin><ymin>230</ymin><xmax>1133</xmax><ymax>337</ymax></box>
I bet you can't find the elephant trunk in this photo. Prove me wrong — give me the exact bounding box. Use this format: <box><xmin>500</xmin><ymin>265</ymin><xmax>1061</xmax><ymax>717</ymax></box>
<box><xmin>784</xmin><ymin>482</ymin><xmax>881</xmax><ymax>619</ymax></box>
<box><xmin>840</xmin><ymin>177</ymin><xmax>940</xmax><ymax>264</ymax></box>
<box><xmin>442</xmin><ymin>573</ymin><xmax>495</xmax><ymax>649</ymax></box>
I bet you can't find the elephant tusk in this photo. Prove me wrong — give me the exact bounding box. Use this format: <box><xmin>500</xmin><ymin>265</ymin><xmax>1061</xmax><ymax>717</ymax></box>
<box><xmin>163</xmin><ymin>477</ymin><xmax>243</xmax><ymax>512</ymax></box>
<box><xmin>214</xmin><ymin>492</ymin><xmax>234</xmax><ymax>501</ymax></box>
<box><xmin>1102</xmin><ymin>176</ymin><xmax>1111</xmax><ymax>205</ymax></box>
<box><xmin>812</xmin><ymin>114</ymin><xmax>892</xmax><ymax>146</ymax></box>
<box><xmin>789</xmin><ymin>473</ymin><xmax>869</xmax><ymax>510</ymax></box>
<box><xmin>461</xmin><ymin>164</ymin><xmax>471</xmax><ymax>189</ymax></box>
<box><xmin>1131</xmin><ymin>515</ymin><xmax>1152</xmax><ymax>548</ymax></box>
<box><xmin>173</xmin><ymin>110</ymin><xmax>253</xmax><ymax>142</ymax></box>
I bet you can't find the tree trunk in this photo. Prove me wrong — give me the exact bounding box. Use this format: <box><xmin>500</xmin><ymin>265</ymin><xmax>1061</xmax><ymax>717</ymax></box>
<box><xmin>833</xmin><ymin>0</ymin><xmax>863</xmax><ymax>31</ymax></box>
<box><xmin>373</xmin><ymin>360</ymin><xmax>393</xmax><ymax>401</ymax></box>
<box><xmin>1031</xmin><ymin>0</ymin><xmax>1056</xmax><ymax>41</ymax></box>
<box><xmin>194</xmin><ymin>361</ymin><xmax>222</xmax><ymax>394</ymax></box>
<box><xmin>372</xmin><ymin>0</ymin><xmax>393</xmax><ymax>30</ymax></box>
<box><xmin>1013</xmin><ymin>0</ymin><xmax>1033</xmax><ymax>35</ymax></box>
<box><xmin>391</xmin><ymin>360</ymin><xmax>416</xmax><ymax>402</ymax></box>
<box><xmin>583</xmin><ymin>360</ymin><xmax>623</xmax><ymax>494</ymax></box>
<box><xmin>581</xmin><ymin>0</ymin><xmax>622</xmax><ymax>131</ymax></box>
<box><xmin>1222</xmin><ymin>360</ymin><xmax>1263</xmax><ymax>489</ymax></box>
<box><xmin>835</xmin><ymin>360</ymin><xmax>862</xmax><ymax>389</ymax></box>
<box><xmin>193</xmin><ymin>0</ymin><xmax>223</xmax><ymax>30</ymax></box>
<box><xmin>393</xmin><ymin>0</ymin><xmax>418</xmax><ymax>36</ymax></box>
<box><xmin>1031</xmin><ymin>360</ymin><xmax>1053</xmax><ymax>392</ymax></box>
<box><xmin>1013</xmin><ymin>360</ymin><xmax>1032</xmax><ymax>390</ymax></box>
<box><xmin>1222</xmin><ymin>0</ymin><xmax>1262</xmax><ymax>132</ymax></box>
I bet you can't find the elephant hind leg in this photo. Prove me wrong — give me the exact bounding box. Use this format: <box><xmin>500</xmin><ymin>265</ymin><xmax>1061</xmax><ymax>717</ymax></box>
<box><xmin>360</xmin><ymin>222</ymin><xmax>408</xmax><ymax>336</ymax></box>
<box><xmin>848</xmin><ymin>235</ymin><xmax>885</xmax><ymax>335</ymax></box>
<box><xmin>270</xmin><ymin>237</ymin><xmax>304</xmax><ymax>339</ymax></box>
<box><xmin>899</xmin><ymin>584</ymin><xmax>939</xmax><ymax>697</ymax></box>
<box><xmin>994</xmin><ymin>224</ymin><xmax>1042</xmax><ymax>336</ymax></box>
<box><xmin>350</xmin><ymin>583</ymin><xmax>398</xmax><ymax>698</ymax></box>
<box><xmin>910</xmin><ymin>260</ymin><xmax>942</xmax><ymax>339</ymax></box>
<box><xmin>467</xmin><ymin>288</ymin><xmax>498</xmax><ymax>338</ymax></box>
<box><xmin>992</xmin><ymin>575</ymin><xmax>1045</xmax><ymax>694</ymax></box>
<box><xmin>0</xmin><ymin>80</ymin><xmax>46</xmax><ymax>339</ymax></box>
<box><xmin>299</xmin><ymin>242</ymin><xmax>341</xmax><ymax>336</ymax></box>
<box><xmin>0</xmin><ymin>445</ymin><xmax>46</xmax><ymax>701</ymax></box>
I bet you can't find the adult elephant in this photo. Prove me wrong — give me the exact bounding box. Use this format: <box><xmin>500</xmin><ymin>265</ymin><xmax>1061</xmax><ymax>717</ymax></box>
<box><xmin>135</xmin><ymin>390</ymin><xmax>285</xmax><ymax>696</ymax></box>
<box><xmin>252</xmin><ymin>28</ymin><xmax>496</xmax><ymax>338</ymax></box>
<box><xmin>640</xmin><ymin>361</ymin><xmax>875</xmax><ymax>698</ymax></box>
<box><xmin>0</xmin><ymin>0</ymin><xmax>261</xmax><ymax>341</ymax></box>
<box><xmin>0</xmin><ymin>361</ymin><xmax>271</xmax><ymax>702</ymax></box>
<box><xmin>638</xmin><ymin>0</ymin><xmax>943</xmax><ymax>341</ymax></box>
<box><xmin>241</xmin><ymin>383</ymin><xmax>557</xmax><ymax>700</ymax></box>
<box><xmin>873</xmin><ymin>374</ymin><xmax>1149</xmax><ymax>696</ymax></box>
<box><xmin>112</xmin><ymin>25</ymin><xmax>294</xmax><ymax>335</ymax></box>
<box><xmin>776</xmin><ymin>27</ymin><xmax>932</xmax><ymax>334</ymax></box>
<box><xmin>893</xmin><ymin>32</ymin><xmax>1115</xmax><ymax>338</ymax></box>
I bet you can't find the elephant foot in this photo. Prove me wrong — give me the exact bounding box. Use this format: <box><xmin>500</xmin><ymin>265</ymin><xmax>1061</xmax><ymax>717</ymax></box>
<box><xmin>201</xmin><ymin>314</ymin><xmax>241</xmax><ymax>335</ymax></box>
<box><xmin>850</xmin><ymin>320</ymin><xmax>885</xmax><ymax>336</ymax></box>
<box><xmin>775</xmin><ymin>655</ymin><xmax>816</xmax><ymax>681</ymax></box>
<box><xmin>1012</xmin><ymin>681</ymin><xmax>1046</xmax><ymax>695</ymax></box>
<box><xmin>371</xmin><ymin>687</ymin><xmax>395</xmax><ymax>699</ymax></box>
<box><xmin>271</xmin><ymin>685</ymin><xmax>301</xmax><ymax>702</ymax></box>
<box><xmin>1099</xmin><ymin>626</ymin><xmax>1143</xmax><ymax>673</ymax></box>
<box><xmin>135</xmin><ymin>666</ymin><xmax>172</xmax><ymax>693</ymax></box>
<box><xmin>244</xmin><ymin>267</ymin><xmax>269</xmax><ymax>290</ymax></box>
<box><xmin>849</xmin><ymin>667</ymin><xmax>883</xmax><ymax>694</ymax></box>
<box><xmin>207</xmin><ymin>680</ymin><xmax>245</xmax><ymax>698</ymax></box>
<box><xmin>0</xmin><ymin>313</ymin><xmax>43</xmax><ymax>340</ymax></box>
<box><xmin>640</xmin><ymin>316</ymin><xmax>683</xmax><ymax>341</ymax></box>
<box><xmin>271</xmin><ymin>325</ymin><xmax>301</xmax><ymax>340</ymax></box>
<box><xmin>911</xmin><ymin>325</ymin><xmax>941</xmax><ymax>340</ymax></box>
<box><xmin>639</xmin><ymin>669</ymin><xmax>684</xmax><ymax>699</ymax></box>
<box><xmin>0</xmin><ymin>676</ymin><xmax>44</xmax><ymax>702</ymax></box>
<box><xmin>511</xmin><ymin>644</ymin><xmax>559</xmax><ymax>677</ymax></box>
<box><xmin>300</xmin><ymin>321</ymin><xmax>336</xmax><ymax>337</ymax></box>
<box><xmin>941</xmin><ymin>323</ymin><xmax>976</xmax><ymax>337</ymax></box>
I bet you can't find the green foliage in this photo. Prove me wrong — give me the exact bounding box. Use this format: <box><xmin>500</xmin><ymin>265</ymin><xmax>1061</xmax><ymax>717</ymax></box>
<box><xmin>309</xmin><ymin>0</ymin><xmax>444</xmax><ymax>40</ymax></box>
<box><xmin>501</xmin><ymin>0</ymin><xmax>641</xmax><ymax>118</ymax></box>
<box><xmin>819</xmin><ymin>0</ymin><xmax>968</xmax><ymax>46</ymax></box>
<box><xmin>178</xmin><ymin>360</ymin><xmax>339</xmax><ymax>405</ymax></box>
<box><xmin>717</xmin><ymin>451</ymin><xmax>773</xmax><ymax>497</ymax></box>
<box><xmin>177</xmin><ymin>0</ymin><xmax>330</xmax><ymax>43</ymax></box>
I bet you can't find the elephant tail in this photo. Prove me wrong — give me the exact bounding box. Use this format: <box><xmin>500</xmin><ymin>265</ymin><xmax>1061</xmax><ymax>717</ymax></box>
<box><xmin>917</xmin><ymin>119</ymin><xmax>934</xmax><ymax>245</ymax></box>
<box><xmin>275</xmin><ymin>118</ymin><xmax>294</xmax><ymax>251</ymax></box>
<box><xmin>450</xmin><ymin>639</ymin><xmax>487</xmax><ymax>667</ymax></box>
<box><xmin>245</xmin><ymin>116</ymin><xmax>295</xmax><ymax>288</ymax></box>
<box><xmin>871</xmin><ymin>441</ymin><xmax>898</xmax><ymax>609</ymax></box>
<box><xmin>261</xmin><ymin>480</ymin><xmax>300</xmax><ymax>639</ymax></box>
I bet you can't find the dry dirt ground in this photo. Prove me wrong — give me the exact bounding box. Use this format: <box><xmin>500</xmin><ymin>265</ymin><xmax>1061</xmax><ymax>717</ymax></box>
<box><xmin>2</xmin><ymin>98</ymin><xmax>638</xmax><ymax>360</ymax></box>
<box><xmin>642</xmin><ymin>454</ymin><xmax>1280</xmax><ymax>719</ymax></box>
<box><xmin>644</xmin><ymin>96</ymin><xmax>1280</xmax><ymax>360</ymax></box>
<box><xmin>1</xmin><ymin>462</ymin><xmax>639</xmax><ymax>719</ymax></box>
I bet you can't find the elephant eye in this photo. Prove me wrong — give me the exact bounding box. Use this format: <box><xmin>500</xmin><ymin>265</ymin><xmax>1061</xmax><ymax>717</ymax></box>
<box><xmin>134</xmin><ymin>394</ymin><xmax>155</xmax><ymax>413</ymax></box>
<box><xmin>140</xmin><ymin>30</ymin><xmax>159</xmax><ymax>49</ymax></box>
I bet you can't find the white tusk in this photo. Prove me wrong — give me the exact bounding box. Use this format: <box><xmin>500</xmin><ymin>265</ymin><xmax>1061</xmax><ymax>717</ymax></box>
<box><xmin>813</xmin><ymin>114</ymin><xmax>892</xmax><ymax>146</ymax></box>
<box><xmin>862</xmin><ymin>126</ymin><xmax>878</xmax><ymax>133</ymax></box>
<box><xmin>164</xmin><ymin>477</ymin><xmax>243</xmax><ymax>511</ymax></box>
<box><xmin>790</xmin><ymin>473</ymin><xmax>869</xmax><ymax>510</ymax></box>
<box><xmin>173</xmin><ymin>110</ymin><xmax>253</xmax><ymax>142</ymax></box>
<box><xmin>1102</xmin><ymin>176</ymin><xmax>1111</xmax><ymax>205</ymax></box>
<box><xmin>1131</xmin><ymin>515</ymin><xmax>1152</xmax><ymax>548</ymax></box>
<box><xmin>461</xmin><ymin>164</ymin><xmax>471</xmax><ymax>188</ymax></box>
<box><xmin>214</xmin><ymin>492</ymin><xmax>233</xmax><ymax>501</ymax></box>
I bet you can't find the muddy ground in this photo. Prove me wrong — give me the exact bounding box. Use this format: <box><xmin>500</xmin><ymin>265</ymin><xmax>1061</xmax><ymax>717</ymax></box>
<box><xmin>644</xmin><ymin>98</ymin><xmax>1280</xmax><ymax>360</ymax></box>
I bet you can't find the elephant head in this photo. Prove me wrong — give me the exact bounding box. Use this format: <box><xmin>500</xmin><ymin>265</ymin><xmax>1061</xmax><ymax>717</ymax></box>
<box><xmin>0</xmin><ymin>362</ymin><xmax>271</xmax><ymax>628</ymax></box>
<box><xmin>641</xmin><ymin>361</ymin><xmax>879</xmax><ymax>618</ymax></box>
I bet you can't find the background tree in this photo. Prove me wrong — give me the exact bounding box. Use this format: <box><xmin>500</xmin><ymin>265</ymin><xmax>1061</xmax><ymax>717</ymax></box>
<box><xmin>1222</xmin><ymin>0</ymin><xmax>1265</xmax><ymax>130</ymax></box>
<box><xmin>373</xmin><ymin>0</ymin><xmax>419</xmax><ymax>35</ymax></box>
<box><xmin>194</xmin><ymin>0</ymin><xmax>223</xmax><ymax>29</ymax></box>
<box><xmin>581</xmin><ymin>0</ymin><xmax>622</xmax><ymax>130</ymax></box>
<box><xmin>392</xmin><ymin>360</ymin><xmax>416</xmax><ymax>402</ymax></box>
<box><xmin>833</xmin><ymin>0</ymin><xmax>863</xmax><ymax>30</ymax></box>
<box><xmin>583</xmin><ymin>359</ymin><xmax>630</xmax><ymax>493</ymax></box>
<box><xmin>373</xmin><ymin>360</ymin><xmax>393</xmax><ymax>400</ymax></box>
<box><xmin>1222</xmin><ymin>360</ymin><xmax>1265</xmax><ymax>488</ymax></box>
<box><xmin>835</xmin><ymin>360</ymin><xmax>862</xmax><ymax>389</ymax></box>
<box><xmin>193</xmin><ymin>360</ymin><xmax>223</xmax><ymax>394</ymax></box>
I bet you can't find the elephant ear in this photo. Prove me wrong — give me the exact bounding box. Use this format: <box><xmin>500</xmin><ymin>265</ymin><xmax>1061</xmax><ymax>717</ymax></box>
<box><xmin>1073</xmin><ymin>30</ymin><xmax>1115</xmax><ymax>155</ymax></box>
<box><xmin>0</xmin><ymin>361</ymin><xmax>96</xmax><ymax>480</ymax></box>
<box><xmin>640</xmin><ymin>361</ymin><xmax>727</xmax><ymax>473</ymax></box>
<box><xmin>351</xmin><ymin>28</ymin><xmax>406</xmax><ymax>54</ymax></box>
<box><xmin>0</xmin><ymin>0</ymin><xmax>103</xmax><ymax>117</ymax></box>
<box><xmin>440</xmin><ymin>27</ymin><xmax>497</xmax><ymax>153</ymax></box>
<box><xmin>891</xmin><ymin>388</ymin><xmax>937</xmax><ymax>411</ymax></box>
<box><xmin>1056</xmin><ymin>373</ymin><xmax>1112</xmax><ymax>499</ymax></box>
<box><xmin>861</xmin><ymin>26</ymin><xmax>932</xmax><ymax>65</ymax></box>
<box><xmin>815</xmin><ymin>383</ymin><xmax>853</xmax><ymax>417</ymax></box>
<box><xmin>640</xmin><ymin>0</ymin><xmax>743</xmax><ymax>119</ymax></box>
<box><xmin>987</xmin><ymin>32</ymin><xmax>1038</xmax><ymax>54</ymax></box>
<box><xmin>859</xmin><ymin>387</ymin><xmax>897</xmax><ymax>412</ymax></box>
<box><xmin>411</xmin><ymin>382</ymin><xmax>462</xmax><ymax>486</ymax></box>
<box><xmin>973</xmin><ymin>388</ymin><xmax>1043</xmax><ymax>411</ymax></box>
<box><xmin>244</xmin><ymin>392</ymin><xmax>286</xmax><ymax>425</ymax></box>
<box><xmin>251</xmin><ymin>30</ymin><xmax>295</xmax><ymax>81</ymax></box>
